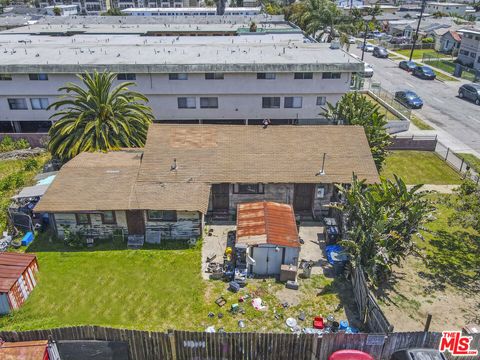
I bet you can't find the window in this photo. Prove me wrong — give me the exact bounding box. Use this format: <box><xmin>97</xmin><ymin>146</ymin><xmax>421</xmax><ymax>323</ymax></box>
<box><xmin>200</xmin><ymin>97</ymin><xmax>218</xmax><ymax>109</ymax></box>
<box><xmin>257</xmin><ymin>72</ymin><xmax>276</xmax><ymax>80</ymax></box>
<box><xmin>284</xmin><ymin>96</ymin><xmax>302</xmax><ymax>108</ymax></box>
<box><xmin>0</xmin><ymin>74</ymin><xmax>12</xmax><ymax>81</ymax></box>
<box><xmin>169</xmin><ymin>73</ymin><xmax>188</xmax><ymax>80</ymax></box>
<box><xmin>177</xmin><ymin>97</ymin><xmax>196</xmax><ymax>109</ymax></box>
<box><xmin>101</xmin><ymin>211</ymin><xmax>116</xmax><ymax>224</ymax></box>
<box><xmin>30</xmin><ymin>98</ymin><xmax>49</xmax><ymax>110</ymax></box>
<box><xmin>117</xmin><ymin>73</ymin><xmax>136</xmax><ymax>80</ymax></box>
<box><xmin>322</xmin><ymin>72</ymin><xmax>341</xmax><ymax>79</ymax></box>
<box><xmin>294</xmin><ymin>72</ymin><xmax>313</xmax><ymax>80</ymax></box>
<box><xmin>205</xmin><ymin>72</ymin><xmax>224</xmax><ymax>80</ymax></box>
<box><xmin>147</xmin><ymin>210</ymin><xmax>177</xmax><ymax>221</ymax></box>
<box><xmin>28</xmin><ymin>73</ymin><xmax>48</xmax><ymax>81</ymax></box>
<box><xmin>316</xmin><ymin>96</ymin><xmax>326</xmax><ymax>106</ymax></box>
<box><xmin>233</xmin><ymin>183</ymin><xmax>264</xmax><ymax>194</ymax></box>
<box><xmin>262</xmin><ymin>97</ymin><xmax>280</xmax><ymax>108</ymax></box>
<box><xmin>8</xmin><ymin>98</ymin><xmax>27</xmax><ymax>110</ymax></box>
<box><xmin>471</xmin><ymin>52</ymin><xmax>477</xmax><ymax>58</ymax></box>
<box><xmin>75</xmin><ymin>213</ymin><xmax>90</xmax><ymax>225</ymax></box>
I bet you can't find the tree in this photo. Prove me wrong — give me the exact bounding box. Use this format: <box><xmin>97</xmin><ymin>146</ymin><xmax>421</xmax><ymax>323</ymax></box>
<box><xmin>336</xmin><ymin>175</ymin><xmax>434</xmax><ymax>288</ymax></box>
<box><xmin>366</xmin><ymin>4</ymin><xmax>383</xmax><ymax>24</ymax></box>
<box><xmin>101</xmin><ymin>8</ymin><xmax>123</xmax><ymax>16</ymax></box>
<box><xmin>322</xmin><ymin>92</ymin><xmax>391</xmax><ymax>170</ymax></box>
<box><xmin>289</xmin><ymin>0</ymin><xmax>354</xmax><ymax>42</ymax></box>
<box><xmin>249</xmin><ymin>21</ymin><xmax>257</xmax><ymax>32</ymax></box>
<box><xmin>52</xmin><ymin>6</ymin><xmax>61</xmax><ymax>16</ymax></box>
<box><xmin>449</xmin><ymin>177</ymin><xmax>480</xmax><ymax>234</ymax></box>
<box><xmin>48</xmin><ymin>71</ymin><xmax>154</xmax><ymax>161</ymax></box>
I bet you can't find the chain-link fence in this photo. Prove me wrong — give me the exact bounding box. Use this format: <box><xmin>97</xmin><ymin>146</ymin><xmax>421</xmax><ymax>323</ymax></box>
<box><xmin>435</xmin><ymin>141</ymin><xmax>480</xmax><ymax>185</ymax></box>
<box><xmin>422</xmin><ymin>53</ymin><xmax>479</xmax><ymax>82</ymax></box>
<box><xmin>368</xmin><ymin>82</ymin><xmax>412</xmax><ymax>120</ymax></box>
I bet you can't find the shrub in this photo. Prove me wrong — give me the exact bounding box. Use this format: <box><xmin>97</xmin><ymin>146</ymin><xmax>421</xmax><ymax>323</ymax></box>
<box><xmin>0</xmin><ymin>136</ymin><xmax>30</xmax><ymax>152</ymax></box>
<box><xmin>0</xmin><ymin>173</ymin><xmax>25</xmax><ymax>192</ymax></box>
<box><xmin>24</xmin><ymin>158</ymin><xmax>39</xmax><ymax>171</ymax></box>
<box><xmin>422</xmin><ymin>37</ymin><xmax>434</xmax><ymax>44</ymax></box>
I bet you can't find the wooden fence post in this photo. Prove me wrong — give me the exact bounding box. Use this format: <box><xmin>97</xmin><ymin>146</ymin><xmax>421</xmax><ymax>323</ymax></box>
<box><xmin>168</xmin><ymin>330</ymin><xmax>177</xmax><ymax>360</ymax></box>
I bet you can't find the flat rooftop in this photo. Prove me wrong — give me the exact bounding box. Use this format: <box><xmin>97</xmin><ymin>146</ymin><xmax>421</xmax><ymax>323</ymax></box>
<box><xmin>0</xmin><ymin>33</ymin><xmax>363</xmax><ymax>73</ymax></box>
<box><xmin>1</xmin><ymin>21</ymin><xmax>298</xmax><ymax>35</ymax></box>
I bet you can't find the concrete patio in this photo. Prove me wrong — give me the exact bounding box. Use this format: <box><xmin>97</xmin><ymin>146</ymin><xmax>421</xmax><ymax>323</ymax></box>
<box><xmin>201</xmin><ymin>222</ymin><xmax>330</xmax><ymax>280</ymax></box>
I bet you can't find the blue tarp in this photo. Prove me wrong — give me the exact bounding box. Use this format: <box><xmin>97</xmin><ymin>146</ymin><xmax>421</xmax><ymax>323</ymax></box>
<box><xmin>325</xmin><ymin>245</ymin><xmax>349</xmax><ymax>265</ymax></box>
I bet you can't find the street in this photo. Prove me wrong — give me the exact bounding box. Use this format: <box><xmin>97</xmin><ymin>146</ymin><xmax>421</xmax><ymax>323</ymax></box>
<box><xmin>349</xmin><ymin>47</ymin><xmax>480</xmax><ymax>153</ymax></box>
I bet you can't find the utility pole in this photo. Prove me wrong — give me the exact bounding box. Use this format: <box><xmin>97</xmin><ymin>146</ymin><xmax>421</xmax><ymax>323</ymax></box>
<box><xmin>409</xmin><ymin>0</ymin><xmax>427</xmax><ymax>62</ymax></box>
<box><xmin>361</xmin><ymin>20</ymin><xmax>369</xmax><ymax>61</ymax></box>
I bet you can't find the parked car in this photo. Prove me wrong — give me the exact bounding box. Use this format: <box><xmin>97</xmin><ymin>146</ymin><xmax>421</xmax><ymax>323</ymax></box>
<box><xmin>390</xmin><ymin>36</ymin><xmax>409</xmax><ymax>44</ymax></box>
<box><xmin>359</xmin><ymin>63</ymin><xmax>374</xmax><ymax>78</ymax></box>
<box><xmin>373</xmin><ymin>46</ymin><xmax>389</xmax><ymax>58</ymax></box>
<box><xmin>458</xmin><ymin>83</ymin><xmax>480</xmax><ymax>105</ymax></box>
<box><xmin>399</xmin><ymin>60</ymin><xmax>417</xmax><ymax>72</ymax></box>
<box><xmin>394</xmin><ymin>90</ymin><xmax>423</xmax><ymax>109</ymax></box>
<box><xmin>329</xmin><ymin>350</ymin><xmax>374</xmax><ymax>360</ymax></box>
<box><xmin>359</xmin><ymin>43</ymin><xmax>374</xmax><ymax>52</ymax></box>
<box><xmin>413</xmin><ymin>66</ymin><xmax>436</xmax><ymax>80</ymax></box>
<box><xmin>390</xmin><ymin>348</ymin><xmax>447</xmax><ymax>360</ymax></box>
<box><xmin>348</xmin><ymin>36</ymin><xmax>356</xmax><ymax>44</ymax></box>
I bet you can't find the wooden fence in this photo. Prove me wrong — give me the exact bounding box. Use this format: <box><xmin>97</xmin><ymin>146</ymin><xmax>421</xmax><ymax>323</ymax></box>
<box><xmin>1</xmin><ymin>326</ymin><xmax>478</xmax><ymax>360</ymax></box>
<box><xmin>351</xmin><ymin>265</ymin><xmax>393</xmax><ymax>334</ymax></box>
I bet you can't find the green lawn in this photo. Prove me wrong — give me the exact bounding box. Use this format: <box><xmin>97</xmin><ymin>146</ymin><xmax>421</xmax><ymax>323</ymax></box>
<box><xmin>0</xmin><ymin>234</ymin><xmax>355</xmax><ymax>332</ymax></box>
<box><xmin>382</xmin><ymin>151</ymin><xmax>462</xmax><ymax>184</ymax></box>
<box><xmin>395</xmin><ymin>48</ymin><xmax>439</xmax><ymax>60</ymax></box>
<box><xmin>410</xmin><ymin>113</ymin><xmax>434</xmax><ymax>130</ymax></box>
<box><xmin>456</xmin><ymin>153</ymin><xmax>480</xmax><ymax>174</ymax></box>
<box><xmin>424</xmin><ymin>60</ymin><xmax>476</xmax><ymax>82</ymax></box>
<box><xmin>363</xmin><ymin>94</ymin><xmax>398</xmax><ymax>120</ymax></box>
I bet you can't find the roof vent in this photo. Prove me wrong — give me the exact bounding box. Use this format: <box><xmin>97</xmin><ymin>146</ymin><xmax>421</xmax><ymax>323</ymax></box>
<box><xmin>170</xmin><ymin>158</ymin><xmax>177</xmax><ymax>171</ymax></box>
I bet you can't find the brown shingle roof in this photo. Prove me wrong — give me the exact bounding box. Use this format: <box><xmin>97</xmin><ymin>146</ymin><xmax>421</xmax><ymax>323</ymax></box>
<box><xmin>236</xmin><ymin>201</ymin><xmax>300</xmax><ymax>248</ymax></box>
<box><xmin>0</xmin><ymin>253</ymin><xmax>37</xmax><ymax>293</ymax></box>
<box><xmin>138</xmin><ymin>124</ymin><xmax>379</xmax><ymax>184</ymax></box>
<box><xmin>36</xmin><ymin>124</ymin><xmax>379</xmax><ymax>213</ymax></box>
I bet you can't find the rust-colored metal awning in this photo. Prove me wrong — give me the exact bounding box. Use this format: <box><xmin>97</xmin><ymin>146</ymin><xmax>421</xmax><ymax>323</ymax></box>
<box><xmin>0</xmin><ymin>340</ymin><xmax>48</xmax><ymax>360</ymax></box>
<box><xmin>236</xmin><ymin>201</ymin><xmax>300</xmax><ymax>248</ymax></box>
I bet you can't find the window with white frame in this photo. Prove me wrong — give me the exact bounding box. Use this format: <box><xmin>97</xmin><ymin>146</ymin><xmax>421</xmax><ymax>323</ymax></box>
<box><xmin>177</xmin><ymin>97</ymin><xmax>196</xmax><ymax>109</ymax></box>
<box><xmin>284</xmin><ymin>96</ymin><xmax>302</xmax><ymax>108</ymax></box>
<box><xmin>30</xmin><ymin>98</ymin><xmax>49</xmax><ymax>110</ymax></box>
<box><xmin>322</xmin><ymin>72</ymin><xmax>341</xmax><ymax>79</ymax></box>
<box><xmin>257</xmin><ymin>72</ymin><xmax>276</xmax><ymax>80</ymax></box>
<box><xmin>200</xmin><ymin>97</ymin><xmax>218</xmax><ymax>108</ymax></box>
<box><xmin>262</xmin><ymin>97</ymin><xmax>280</xmax><ymax>108</ymax></box>
<box><xmin>169</xmin><ymin>73</ymin><xmax>188</xmax><ymax>80</ymax></box>
<box><xmin>316</xmin><ymin>96</ymin><xmax>326</xmax><ymax>106</ymax></box>
<box><xmin>28</xmin><ymin>73</ymin><xmax>48</xmax><ymax>81</ymax></box>
<box><xmin>117</xmin><ymin>73</ymin><xmax>136</xmax><ymax>80</ymax></box>
<box><xmin>8</xmin><ymin>98</ymin><xmax>27</xmax><ymax>110</ymax></box>
<box><xmin>205</xmin><ymin>73</ymin><xmax>224</xmax><ymax>80</ymax></box>
<box><xmin>294</xmin><ymin>72</ymin><xmax>313</xmax><ymax>80</ymax></box>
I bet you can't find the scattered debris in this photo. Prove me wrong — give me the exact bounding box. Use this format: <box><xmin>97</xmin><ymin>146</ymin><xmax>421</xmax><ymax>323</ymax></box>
<box><xmin>286</xmin><ymin>317</ymin><xmax>297</xmax><ymax>328</ymax></box>
<box><xmin>215</xmin><ymin>296</ymin><xmax>226</xmax><ymax>307</ymax></box>
<box><xmin>0</xmin><ymin>148</ymin><xmax>45</xmax><ymax>160</ymax></box>
<box><xmin>206</xmin><ymin>253</ymin><xmax>217</xmax><ymax>263</ymax></box>
<box><xmin>252</xmin><ymin>298</ymin><xmax>266</xmax><ymax>311</ymax></box>
<box><xmin>298</xmin><ymin>311</ymin><xmax>306</xmax><ymax>321</ymax></box>
<box><xmin>228</xmin><ymin>281</ymin><xmax>240</xmax><ymax>293</ymax></box>
<box><xmin>286</xmin><ymin>280</ymin><xmax>299</xmax><ymax>290</ymax></box>
<box><xmin>238</xmin><ymin>320</ymin><xmax>246</xmax><ymax>328</ymax></box>
<box><xmin>208</xmin><ymin>312</ymin><xmax>215</xmax><ymax>318</ymax></box>
<box><xmin>205</xmin><ymin>326</ymin><xmax>216</xmax><ymax>333</ymax></box>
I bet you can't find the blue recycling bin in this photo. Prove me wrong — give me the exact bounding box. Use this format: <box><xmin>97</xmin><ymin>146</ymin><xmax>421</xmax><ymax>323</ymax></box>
<box><xmin>21</xmin><ymin>232</ymin><xmax>34</xmax><ymax>246</ymax></box>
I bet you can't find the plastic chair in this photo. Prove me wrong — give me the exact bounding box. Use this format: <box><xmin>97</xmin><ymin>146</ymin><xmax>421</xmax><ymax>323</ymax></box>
<box><xmin>313</xmin><ymin>316</ymin><xmax>324</xmax><ymax>329</ymax></box>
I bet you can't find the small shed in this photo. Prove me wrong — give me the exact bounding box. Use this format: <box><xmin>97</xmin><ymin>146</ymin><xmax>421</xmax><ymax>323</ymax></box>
<box><xmin>0</xmin><ymin>340</ymin><xmax>60</xmax><ymax>360</ymax></box>
<box><xmin>0</xmin><ymin>253</ymin><xmax>39</xmax><ymax>314</ymax></box>
<box><xmin>236</xmin><ymin>201</ymin><xmax>300</xmax><ymax>276</ymax></box>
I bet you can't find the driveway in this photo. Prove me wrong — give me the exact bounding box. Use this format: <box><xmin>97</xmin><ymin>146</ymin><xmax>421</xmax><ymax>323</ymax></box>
<box><xmin>349</xmin><ymin>46</ymin><xmax>480</xmax><ymax>153</ymax></box>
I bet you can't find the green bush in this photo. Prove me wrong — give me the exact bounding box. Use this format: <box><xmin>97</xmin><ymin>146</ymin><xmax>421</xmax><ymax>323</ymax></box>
<box><xmin>0</xmin><ymin>136</ymin><xmax>30</xmax><ymax>152</ymax></box>
<box><xmin>422</xmin><ymin>37</ymin><xmax>434</xmax><ymax>44</ymax></box>
<box><xmin>24</xmin><ymin>158</ymin><xmax>39</xmax><ymax>171</ymax></box>
<box><xmin>0</xmin><ymin>172</ymin><xmax>25</xmax><ymax>192</ymax></box>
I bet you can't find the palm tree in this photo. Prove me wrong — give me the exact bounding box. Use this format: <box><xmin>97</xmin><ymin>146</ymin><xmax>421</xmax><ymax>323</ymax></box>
<box><xmin>48</xmin><ymin>71</ymin><xmax>154</xmax><ymax>161</ymax></box>
<box><xmin>291</xmin><ymin>0</ymin><xmax>354</xmax><ymax>42</ymax></box>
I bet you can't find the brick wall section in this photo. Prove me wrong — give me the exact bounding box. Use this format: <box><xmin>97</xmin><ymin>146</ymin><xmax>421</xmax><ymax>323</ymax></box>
<box><xmin>388</xmin><ymin>137</ymin><xmax>438</xmax><ymax>151</ymax></box>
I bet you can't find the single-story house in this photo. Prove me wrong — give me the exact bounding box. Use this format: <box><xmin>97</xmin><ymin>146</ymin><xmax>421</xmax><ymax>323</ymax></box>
<box><xmin>35</xmin><ymin>125</ymin><xmax>379</xmax><ymax>242</ymax></box>
<box><xmin>0</xmin><ymin>252</ymin><xmax>39</xmax><ymax>314</ymax></box>
<box><xmin>434</xmin><ymin>28</ymin><xmax>462</xmax><ymax>54</ymax></box>
<box><xmin>236</xmin><ymin>201</ymin><xmax>300</xmax><ymax>276</ymax></box>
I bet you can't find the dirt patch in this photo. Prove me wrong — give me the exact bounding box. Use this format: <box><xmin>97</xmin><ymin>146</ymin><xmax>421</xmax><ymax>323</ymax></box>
<box><xmin>378</xmin><ymin>256</ymin><xmax>480</xmax><ymax>331</ymax></box>
<box><xmin>275</xmin><ymin>287</ymin><xmax>301</xmax><ymax>307</ymax></box>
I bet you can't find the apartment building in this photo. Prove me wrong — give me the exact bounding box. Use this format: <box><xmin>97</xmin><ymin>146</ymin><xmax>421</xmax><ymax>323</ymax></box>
<box><xmin>425</xmin><ymin>2</ymin><xmax>468</xmax><ymax>16</ymax></box>
<box><xmin>38</xmin><ymin>0</ymin><xmax>108</xmax><ymax>14</ymax></box>
<box><xmin>122</xmin><ymin>7</ymin><xmax>261</xmax><ymax>16</ymax></box>
<box><xmin>457</xmin><ymin>28</ymin><xmax>480</xmax><ymax>70</ymax></box>
<box><xmin>0</xmin><ymin>22</ymin><xmax>362</xmax><ymax>133</ymax></box>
